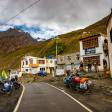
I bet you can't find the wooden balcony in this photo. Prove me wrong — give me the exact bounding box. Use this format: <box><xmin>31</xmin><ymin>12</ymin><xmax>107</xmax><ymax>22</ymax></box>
<box><xmin>29</xmin><ymin>64</ymin><xmax>39</xmax><ymax>68</ymax></box>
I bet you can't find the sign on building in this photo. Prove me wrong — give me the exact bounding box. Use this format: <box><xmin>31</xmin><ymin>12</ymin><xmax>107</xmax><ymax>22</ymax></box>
<box><xmin>56</xmin><ymin>69</ymin><xmax>64</xmax><ymax>76</ymax></box>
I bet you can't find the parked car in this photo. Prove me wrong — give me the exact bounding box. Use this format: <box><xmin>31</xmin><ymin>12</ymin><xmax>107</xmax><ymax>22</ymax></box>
<box><xmin>37</xmin><ymin>71</ymin><xmax>47</xmax><ymax>76</ymax></box>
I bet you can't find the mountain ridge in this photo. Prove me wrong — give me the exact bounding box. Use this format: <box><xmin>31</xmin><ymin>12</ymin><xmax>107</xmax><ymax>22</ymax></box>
<box><xmin>0</xmin><ymin>28</ymin><xmax>37</xmax><ymax>53</ymax></box>
<box><xmin>0</xmin><ymin>15</ymin><xmax>109</xmax><ymax>70</ymax></box>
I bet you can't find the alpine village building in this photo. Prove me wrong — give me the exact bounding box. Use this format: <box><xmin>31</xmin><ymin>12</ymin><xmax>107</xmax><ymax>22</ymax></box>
<box><xmin>80</xmin><ymin>34</ymin><xmax>109</xmax><ymax>72</ymax></box>
<box><xmin>107</xmin><ymin>9</ymin><xmax>112</xmax><ymax>78</ymax></box>
<box><xmin>21</xmin><ymin>56</ymin><xmax>56</xmax><ymax>75</ymax></box>
<box><xmin>57</xmin><ymin>52</ymin><xmax>80</xmax><ymax>70</ymax></box>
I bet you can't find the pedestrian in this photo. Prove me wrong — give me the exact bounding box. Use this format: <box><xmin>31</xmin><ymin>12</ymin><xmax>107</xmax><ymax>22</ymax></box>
<box><xmin>103</xmin><ymin>59</ymin><xmax>107</xmax><ymax>78</ymax></box>
<box><xmin>73</xmin><ymin>67</ymin><xmax>78</xmax><ymax>75</ymax></box>
<box><xmin>91</xmin><ymin>64</ymin><xmax>95</xmax><ymax>72</ymax></box>
<box><xmin>66</xmin><ymin>70</ymin><xmax>70</xmax><ymax>76</ymax></box>
<box><xmin>93</xmin><ymin>62</ymin><xmax>99</xmax><ymax>78</ymax></box>
<box><xmin>80</xmin><ymin>61</ymin><xmax>83</xmax><ymax>71</ymax></box>
<box><xmin>95</xmin><ymin>62</ymin><xmax>99</xmax><ymax>73</ymax></box>
<box><xmin>88</xmin><ymin>63</ymin><xmax>92</xmax><ymax>72</ymax></box>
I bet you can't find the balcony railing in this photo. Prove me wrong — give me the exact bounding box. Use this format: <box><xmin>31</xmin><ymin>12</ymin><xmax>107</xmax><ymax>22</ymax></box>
<box><xmin>29</xmin><ymin>64</ymin><xmax>39</xmax><ymax>68</ymax></box>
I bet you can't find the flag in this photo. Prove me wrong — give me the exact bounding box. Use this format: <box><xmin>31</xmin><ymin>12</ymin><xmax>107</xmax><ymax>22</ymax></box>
<box><xmin>1</xmin><ymin>70</ymin><xmax>8</xmax><ymax>79</ymax></box>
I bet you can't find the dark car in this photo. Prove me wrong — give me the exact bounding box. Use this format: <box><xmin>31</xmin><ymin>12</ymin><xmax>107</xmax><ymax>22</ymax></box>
<box><xmin>37</xmin><ymin>71</ymin><xmax>47</xmax><ymax>76</ymax></box>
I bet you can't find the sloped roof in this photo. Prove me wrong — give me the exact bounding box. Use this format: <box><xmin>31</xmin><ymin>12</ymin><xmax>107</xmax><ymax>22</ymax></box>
<box><xmin>106</xmin><ymin>9</ymin><xmax>112</xmax><ymax>27</ymax></box>
<box><xmin>79</xmin><ymin>34</ymin><xmax>101</xmax><ymax>41</ymax></box>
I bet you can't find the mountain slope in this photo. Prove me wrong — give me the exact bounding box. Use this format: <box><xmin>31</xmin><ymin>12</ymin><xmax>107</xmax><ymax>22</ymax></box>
<box><xmin>0</xmin><ymin>15</ymin><xmax>109</xmax><ymax>70</ymax></box>
<box><xmin>0</xmin><ymin>28</ymin><xmax>37</xmax><ymax>53</ymax></box>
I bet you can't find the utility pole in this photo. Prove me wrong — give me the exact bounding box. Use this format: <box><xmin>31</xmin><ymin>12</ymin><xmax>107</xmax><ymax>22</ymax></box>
<box><xmin>56</xmin><ymin>39</ymin><xmax>58</xmax><ymax>59</ymax></box>
<box><xmin>54</xmin><ymin>36</ymin><xmax>59</xmax><ymax>77</ymax></box>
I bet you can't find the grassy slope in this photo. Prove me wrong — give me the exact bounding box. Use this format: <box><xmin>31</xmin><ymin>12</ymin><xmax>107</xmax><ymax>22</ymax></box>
<box><xmin>0</xmin><ymin>15</ymin><xmax>109</xmax><ymax>70</ymax></box>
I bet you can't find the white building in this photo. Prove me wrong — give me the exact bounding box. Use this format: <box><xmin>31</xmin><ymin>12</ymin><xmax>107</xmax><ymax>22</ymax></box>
<box><xmin>107</xmin><ymin>10</ymin><xmax>112</xmax><ymax>77</ymax></box>
<box><xmin>21</xmin><ymin>56</ymin><xmax>56</xmax><ymax>75</ymax></box>
<box><xmin>80</xmin><ymin>34</ymin><xmax>109</xmax><ymax>71</ymax></box>
<box><xmin>46</xmin><ymin>59</ymin><xmax>57</xmax><ymax>76</ymax></box>
<box><xmin>21</xmin><ymin>56</ymin><xmax>39</xmax><ymax>74</ymax></box>
<box><xmin>38</xmin><ymin>58</ymin><xmax>47</xmax><ymax>72</ymax></box>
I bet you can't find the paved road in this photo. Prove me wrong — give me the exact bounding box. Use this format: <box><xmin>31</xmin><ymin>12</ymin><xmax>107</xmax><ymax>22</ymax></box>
<box><xmin>17</xmin><ymin>83</ymin><xmax>89</xmax><ymax>112</ymax></box>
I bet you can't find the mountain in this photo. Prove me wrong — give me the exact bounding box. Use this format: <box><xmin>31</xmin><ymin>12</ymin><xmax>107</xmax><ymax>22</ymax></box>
<box><xmin>14</xmin><ymin>24</ymin><xmax>58</xmax><ymax>39</ymax></box>
<box><xmin>0</xmin><ymin>28</ymin><xmax>37</xmax><ymax>53</ymax></box>
<box><xmin>0</xmin><ymin>15</ymin><xmax>109</xmax><ymax>70</ymax></box>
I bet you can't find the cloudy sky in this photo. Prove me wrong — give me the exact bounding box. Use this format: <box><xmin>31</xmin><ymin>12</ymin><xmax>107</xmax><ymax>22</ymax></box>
<box><xmin>0</xmin><ymin>0</ymin><xmax>112</xmax><ymax>39</ymax></box>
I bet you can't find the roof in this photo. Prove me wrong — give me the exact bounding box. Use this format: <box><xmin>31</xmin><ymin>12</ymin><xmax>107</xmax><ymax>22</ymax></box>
<box><xmin>57</xmin><ymin>52</ymin><xmax>80</xmax><ymax>57</ymax></box>
<box><xmin>79</xmin><ymin>34</ymin><xmax>101</xmax><ymax>41</ymax></box>
<box><xmin>24</xmin><ymin>56</ymin><xmax>37</xmax><ymax>59</ymax></box>
<box><xmin>106</xmin><ymin>8</ymin><xmax>112</xmax><ymax>27</ymax></box>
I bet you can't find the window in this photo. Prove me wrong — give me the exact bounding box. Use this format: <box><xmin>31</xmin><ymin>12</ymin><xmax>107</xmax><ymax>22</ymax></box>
<box><xmin>103</xmin><ymin>39</ymin><xmax>108</xmax><ymax>56</ymax></box>
<box><xmin>82</xmin><ymin>37</ymin><xmax>98</xmax><ymax>49</ymax></box>
<box><xmin>39</xmin><ymin>60</ymin><xmax>45</xmax><ymax>64</ymax></box>
<box><xmin>60</xmin><ymin>58</ymin><xmax>63</xmax><ymax>62</ymax></box>
<box><xmin>76</xmin><ymin>54</ymin><xmax>80</xmax><ymax>60</ymax></box>
<box><xmin>29</xmin><ymin>59</ymin><xmax>33</xmax><ymax>64</ymax></box>
<box><xmin>50</xmin><ymin>60</ymin><xmax>53</xmax><ymax>63</ymax></box>
<box><xmin>67</xmin><ymin>56</ymin><xmax>71</xmax><ymax>61</ymax></box>
<box><xmin>40</xmin><ymin>68</ymin><xmax>45</xmax><ymax>71</ymax></box>
<box><xmin>26</xmin><ymin>69</ymin><xmax>28</xmax><ymax>72</ymax></box>
<box><xmin>110</xmin><ymin>29</ymin><xmax>112</xmax><ymax>43</ymax></box>
<box><xmin>83</xmin><ymin>56</ymin><xmax>100</xmax><ymax>65</ymax></box>
<box><xmin>85</xmin><ymin>48</ymin><xmax>96</xmax><ymax>55</ymax></box>
<box><xmin>26</xmin><ymin>60</ymin><xmax>28</xmax><ymax>65</ymax></box>
<box><xmin>55</xmin><ymin>60</ymin><xmax>57</xmax><ymax>64</ymax></box>
<box><xmin>23</xmin><ymin>62</ymin><xmax>24</xmax><ymax>66</ymax></box>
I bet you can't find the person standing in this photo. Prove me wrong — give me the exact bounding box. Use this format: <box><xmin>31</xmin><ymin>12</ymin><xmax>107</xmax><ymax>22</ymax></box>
<box><xmin>103</xmin><ymin>59</ymin><xmax>107</xmax><ymax>78</ymax></box>
<box><xmin>94</xmin><ymin>62</ymin><xmax>99</xmax><ymax>73</ymax></box>
<box><xmin>88</xmin><ymin>63</ymin><xmax>92</xmax><ymax>72</ymax></box>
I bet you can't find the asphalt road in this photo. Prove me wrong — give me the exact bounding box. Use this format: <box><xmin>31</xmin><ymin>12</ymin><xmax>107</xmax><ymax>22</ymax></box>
<box><xmin>17</xmin><ymin>83</ymin><xmax>90</xmax><ymax>112</ymax></box>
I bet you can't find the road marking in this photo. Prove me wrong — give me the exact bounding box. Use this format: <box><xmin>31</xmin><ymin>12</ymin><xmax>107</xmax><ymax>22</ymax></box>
<box><xmin>13</xmin><ymin>84</ymin><xmax>25</xmax><ymax>112</ymax></box>
<box><xmin>47</xmin><ymin>83</ymin><xmax>93</xmax><ymax>112</ymax></box>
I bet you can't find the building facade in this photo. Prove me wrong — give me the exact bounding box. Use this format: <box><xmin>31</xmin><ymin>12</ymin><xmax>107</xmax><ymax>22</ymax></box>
<box><xmin>46</xmin><ymin>59</ymin><xmax>57</xmax><ymax>77</ymax></box>
<box><xmin>80</xmin><ymin>34</ymin><xmax>109</xmax><ymax>71</ymax></box>
<box><xmin>57</xmin><ymin>52</ymin><xmax>80</xmax><ymax>70</ymax></box>
<box><xmin>21</xmin><ymin>56</ymin><xmax>56</xmax><ymax>75</ymax></box>
<box><xmin>21</xmin><ymin>56</ymin><xmax>39</xmax><ymax>74</ymax></box>
<box><xmin>107</xmin><ymin>10</ymin><xmax>112</xmax><ymax>77</ymax></box>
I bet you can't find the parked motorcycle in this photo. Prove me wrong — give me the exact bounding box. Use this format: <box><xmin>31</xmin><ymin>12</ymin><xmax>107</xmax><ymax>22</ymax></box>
<box><xmin>11</xmin><ymin>78</ymin><xmax>20</xmax><ymax>90</ymax></box>
<box><xmin>63</xmin><ymin>74</ymin><xmax>73</xmax><ymax>88</ymax></box>
<box><xmin>1</xmin><ymin>80</ymin><xmax>13</xmax><ymax>94</ymax></box>
<box><xmin>64</xmin><ymin>72</ymin><xmax>92</xmax><ymax>91</ymax></box>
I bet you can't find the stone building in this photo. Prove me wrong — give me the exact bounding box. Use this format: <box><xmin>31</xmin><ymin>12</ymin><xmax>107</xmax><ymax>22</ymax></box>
<box><xmin>57</xmin><ymin>52</ymin><xmax>80</xmax><ymax>70</ymax></box>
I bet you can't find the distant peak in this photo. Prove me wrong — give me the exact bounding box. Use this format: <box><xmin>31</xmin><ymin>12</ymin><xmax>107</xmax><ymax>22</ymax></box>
<box><xmin>6</xmin><ymin>28</ymin><xmax>19</xmax><ymax>33</ymax></box>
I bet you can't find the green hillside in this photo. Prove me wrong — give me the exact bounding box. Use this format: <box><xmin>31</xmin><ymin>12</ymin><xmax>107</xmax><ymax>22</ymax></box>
<box><xmin>0</xmin><ymin>15</ymin><xmax>109</xmax><ymax>70</ymax></box>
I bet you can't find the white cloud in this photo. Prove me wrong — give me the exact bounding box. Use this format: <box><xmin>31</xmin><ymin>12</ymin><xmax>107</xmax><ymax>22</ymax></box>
<box><xmin>0</xmin><ymin>0</ymin><xmax>111</xmax><ymax>38</ymax></box>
